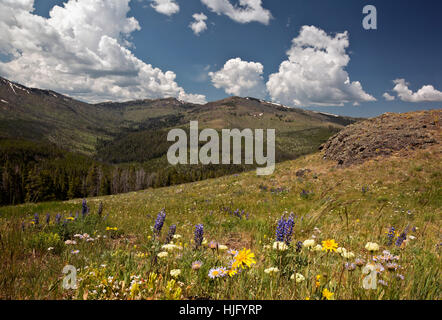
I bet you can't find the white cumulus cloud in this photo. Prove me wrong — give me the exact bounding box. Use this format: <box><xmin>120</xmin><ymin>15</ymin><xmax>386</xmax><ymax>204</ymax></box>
<box><xmin>150</xmin><ymin>0</ymin><xmax>180</xmax><ymax>16</ymax></box>
<box><xmin>266</xmin><ymin>25</ymin><xmax>376</xmax><ymax>107</ymax></box>
<box><xmin>382</xmin><ymin>92</ymin><xmax>395</xmax><ymax>101</ymax></box>
<box><xmin>392</xmin><ymin>79</ymin><xmax>442</xmax><ymax>102</ymax></box>
<box><xmin>201</xmin><ymin>0</ymin><xmax>272</xmax><ymax>25</ymax></box>
<box><xmin>189</xmin><ymin>13</ymin><xmax>208</xmax><ymax>35</ymax></box>
<box><xmin>0</xmin><ymin>0</ymin><xmax>206</xmax><ymax>104</ymax></box>
<box><xmin>209</xmin><ymin>58</ymin><xmax>266</xmax><ymax>98</ymax></box>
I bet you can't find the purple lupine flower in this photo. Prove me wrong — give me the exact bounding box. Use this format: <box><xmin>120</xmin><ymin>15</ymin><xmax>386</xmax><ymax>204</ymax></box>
<box><xmin>165</xmin><ymin>224</ymin><xmax>177</xmax><ymax>244</ymax></box>
<box><xmin>81</xmin><ymin>199</ymin><xmax>88</xmax><ymax>218</ymax></box>
<box><xmin>194</xmin><ymin>224</ymin><xmax>204</xmax><ymax>248</ymax></box>
<box><xmin>153</xmin><ymin>209</ymin><xmax>166</xmax><ymax>236</ymax></box>
<box><xmin>396</xmin><ymin>226</ymin><xmax>409</xmax><ymax>247</ymax></box>
<box><xmin>284</xmin><ymin>214</ymin><xmax>295</xmax><ymax>245</ymax></box>
<box><xmin>33</xmin><ymin>213</ymin><xmax>39</xmax><ymax>226</ymax></box>
<box><xmin>386</xmin><ymin>226</ymin><xmax>396</xmax><ymax>246</ymax></box>
<box><xmin>55</xmin><ymin>213</ymin><xmax>61</xmax><ymax>224</ymax></box>
<box><xmin>276</xmin><ymin>216</ymin><xmax>286</xmax><ymax>242</ymax></box>
<box><xmin>45</xmin><ymin>213</ymin><xmax>50</xmax><ymax>225</ymax></box>
<box><xmin>296</xmin><ymin>241</ymin><xmax>303</xmax><ymax>252</ymax></box>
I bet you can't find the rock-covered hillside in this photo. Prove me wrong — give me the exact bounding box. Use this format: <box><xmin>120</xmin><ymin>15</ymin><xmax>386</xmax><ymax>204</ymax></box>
<box><xmin>321</xmin><ymin>109</ymin><xmax>441</xmax><ymax>166</ymax></box>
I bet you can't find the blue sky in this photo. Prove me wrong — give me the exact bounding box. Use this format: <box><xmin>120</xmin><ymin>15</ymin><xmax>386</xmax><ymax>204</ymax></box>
<box><xmin>2</xmin><ymin>0</ymin><xmax>441</xmax><ymax>117</ymax></box>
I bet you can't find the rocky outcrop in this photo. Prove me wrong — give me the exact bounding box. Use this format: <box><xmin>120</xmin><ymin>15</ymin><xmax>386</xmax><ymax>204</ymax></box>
<box><xmin>321</xmin><ymin>109</ymin><xmax>441</xmax><ymax>166</ymax></box>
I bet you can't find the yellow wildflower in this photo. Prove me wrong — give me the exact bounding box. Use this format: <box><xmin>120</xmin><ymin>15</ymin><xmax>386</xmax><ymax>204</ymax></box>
<box><xmin>322</xmin><ymin>239</ymin><xmax>338</xmax><ymax>253</ymax></box>
<box><xmin>322</xmin><ymin>288</ymin><xmax>334</xmax><ymax>300</ymax></box>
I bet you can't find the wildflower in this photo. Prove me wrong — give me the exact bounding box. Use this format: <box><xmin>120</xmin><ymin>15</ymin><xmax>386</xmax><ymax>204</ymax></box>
<box><xmin>173</xmin><ymin>234</ymin><xmax>182</xmax><ymax>240</ymax></box>
<box><xmin>313</xmin><ymin>244</ymin><xmax>323</xmax><ymax>252</ymax></box>
<box><xmin>322</xmin><ymin>239</ymin><xmax>338</xmax><ymax>253</ymax></box>
<box><xmin>71</xmin><ymin>250</ymin><xmax>80</xmax><ymax>255</ymax></box>
<box><xmin>378</xmin><ymin>279</ymin><xmax>388</xmax><ymax>287</ymax></box>
<box><xmin>162</xmin><ymin>244</ymin><xmax>179</xmax><ymax>251</ymax></box>
<box><xmin>365</xmin><ymin>242</ymin><xmax>380</xmax><ymax>252</ymax></box>
<box><xmin>194</xmin><ymin>224</ymin><xmax>204</xmax><ymax>248</ymax></box>
<box><xmin>355</xmin><ymin>258</ymin><xmax>365</xmax><ymax>267</ymax></box>
<box><xmin>344</xmin><ymin>262</ymin><xmax>356</xmax><ymax>271</ymax></box>
<box><xmin>341</xmin><ymin>251</ymin><xmax>355</xmax><ymax>259</ymax></box>
<box><xmin>264</xmin><ymin>267</ymin><xmax>279</xmax><ymax>275</ymax></box>
<box><xmin>165</xmin><ymin>224</ymin><xmax>177</xmax><ymax>244</ymax></box>
<box><xmin>130</xmin><ymin>281</ymin><xmax>139</xmax><ymax>297</ymax></box>
<box><xmin>218</xmin><ymin>244</ymin><xmax>228</xmax><ymax>251</ymax></box>
<box><xmin>157</xmin><ymin>251</ymin><xmax>168</xmax><ymax>258</ymax></box>
<box><xmin>275</xmin><ymin>216</ymin><xmax>286</xmax><ymax>242</ymax></box>
<box><xmin>273</xmin><ymin>241</ymin><xmax>288</xmax><ymax>251</ymax></box>
<box><xmin>284</xmin><ymin>214</ymin><xmax>295</xmax><ymax>245</ymax></box>
<box><xmin>396</xmin><ymin>226</ymin><xmax>409</xmax><ymax>247</ymax></box>
<box><xmin>47</xmin><ymin>247</ymin><xmax>54</xmax><ymax>251</ymax></box>
<box><xmin>291</xmin><ymin>273</ymin><xmax>305</xmax><ymax>283</ymax></box>
<box><xmin>396</xmin><ymin>274</ymin><xmax>405</xmax><ymax>280</ymax></box>
<box><xmin>208</xmin><ymin>241</ymin><xmax>218</xmax><ymax>250</ymax></box>
<box><xmin>386</xmin><ymin>227</ymin><xmax>396</xmax><ymax>246</ymax></box>
<box><xmin>408</xmin><ymin>235</ymin><xmax>416</xmax><ymax>240</ymax></box>
<box><xmin>55</xmin><ymin>213</ymin><xmax>61</xmax><ymax>224</ymax></box>
<box><xmin>315</xmin><ymin>274</ymin><xmax>321</xmax><ymax>287</ymax></box>
<box><xmin>386</xmin><ymin>263</ymin><xmax>399</xmax><ymax>271</ymax></box>
<box><xmin>65</xmin><ymin>240</ymin><xmax>77</xmax><ymax>245</ymax></box>
<box><xmin>228</xmin><ymin>249</ymin><xmax>238</xmax><ymax>256</ymax></box>
<box><xmin>153</xmin><ymin>209</ymin><xmax>166</xmax><ymax>236</ymax></box>
<box><xmin>336</xmin><ymin>247</ymin><xmax>347</xmax><ymax>254</ymax></box>
<box><xmin>303</xmin><ymin>239</ymin><xmax>316</xmax><ymax>248</ymax></box>
<box><xmin>33</xmin><ymin>213</ymin><xmax>39</xmax><ymax>226</ymax></box>
<box><xmin>208</xmin><ymin>268</ymin><xmax>224</xmax><ymax>279</ymax></box>
<box><xmin>231</xmin><ymin>248</ymin><xmax>256</xmax><ymax>269</ymax></box>
<box><xmin>45</xmin><ymin>213</ymin><xmax>50</xmax><ymax>225</ymax></box>
<box><xmin>322</xmin><ymin>288</ymin><xmax>334</xmax><ymax>300</ymax></box>
<box><xmin>170</xmin><ymin>269</ymin><xmax>181</xmax><ymax>278</ymax></box>
<box><xmin>192</xmin><ymin>261</ymin><xmax>203</xmax><ymax>270</ymax></box>
<box><xmin>227</xmin><ymin>268</ymin><xmax>238</xmax><ymax>277</ymax></box>
<box><xmin>66</xmin><ymin>217</ymin><xmax>75</xmax><ymax>221</ymax></box>
<box><xmin>374</xmin><ymin>264</ymin><xmax>385</xmax><ymax>273</ymax></box>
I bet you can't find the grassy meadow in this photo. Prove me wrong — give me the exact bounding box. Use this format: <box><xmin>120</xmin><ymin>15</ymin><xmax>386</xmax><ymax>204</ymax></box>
<box><xmin>0</xmin><ymin>145</ymin><xmax>440</xmax><ymax>300</ymax></box>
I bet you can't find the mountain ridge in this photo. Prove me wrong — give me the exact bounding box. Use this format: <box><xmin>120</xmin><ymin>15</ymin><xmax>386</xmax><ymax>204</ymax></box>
<box><xmin>0</xmin><ymin>76</ymin><xmax>358</xmax><ymax>156</ymax></box>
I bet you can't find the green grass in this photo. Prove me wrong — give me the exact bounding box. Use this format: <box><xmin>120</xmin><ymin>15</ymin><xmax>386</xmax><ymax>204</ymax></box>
<box><xmin>0</xmin><ymin>146</ymin><xmax>440</xmax><ymax>300</ymax></box>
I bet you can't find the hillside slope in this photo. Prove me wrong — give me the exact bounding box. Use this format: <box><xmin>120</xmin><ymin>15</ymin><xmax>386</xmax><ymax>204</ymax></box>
<box><xmin>0</xmin><ymin>109</ymin><xmax>440</xmax><ymax>300</ymax></box>
<box><xmin>322</xmin><ymin>109</ymin><xmax>441</xmax><ymax>166</ymax></box>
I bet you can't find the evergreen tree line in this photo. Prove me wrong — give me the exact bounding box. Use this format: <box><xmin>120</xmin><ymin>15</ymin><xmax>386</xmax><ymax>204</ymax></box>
<box><xmin>0</xmin><ymin>138</ymin><xmax>250</xmax><ymax>206</ymax></box>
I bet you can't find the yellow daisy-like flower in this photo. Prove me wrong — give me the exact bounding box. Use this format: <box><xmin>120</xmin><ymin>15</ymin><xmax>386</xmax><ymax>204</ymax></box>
<box><xmin>322</xmin><ymin>288</ymin><xmax>334</xmax><ymax>300</ymax></box>
<box><xmin>315</xmin><ymin>274</ymin><xmax>321</xmax><ymax>288</ymax></box>
<box><xmin>321</xmin><ymin>239</ymin><xmax>338</xmax><ymax>253</ymax></box>
<box><xmin>227</xmin><ymin>269</ymin><xmax>238</xmax><ymax>277</ymax></box>
<box><xmin>231</xmin><ymin>248</ymin><xmax>256</xmax><ymax>269</ymax></box>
